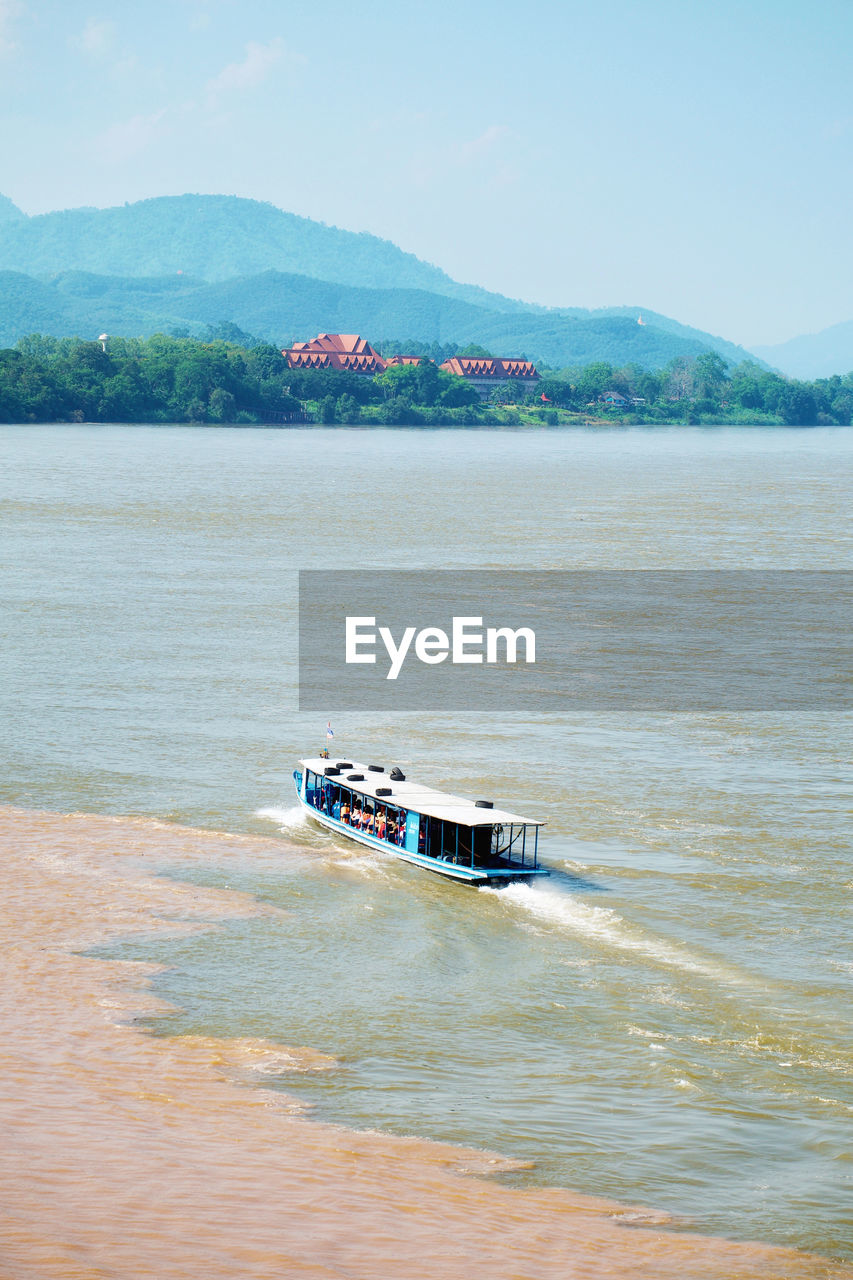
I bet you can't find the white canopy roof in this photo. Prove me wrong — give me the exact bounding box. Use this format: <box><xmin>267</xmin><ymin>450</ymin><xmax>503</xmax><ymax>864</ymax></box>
<box><xmin>299</xmin><ymin>758</ymin><xmax>544</xmax><ymax>828</ymax></box>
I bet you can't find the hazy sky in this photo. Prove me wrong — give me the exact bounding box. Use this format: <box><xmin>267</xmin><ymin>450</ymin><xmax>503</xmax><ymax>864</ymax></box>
<box><xmin>1</xmin><ymin>0</ymin><xmax>850</xmax><ymax>346</ymax></box>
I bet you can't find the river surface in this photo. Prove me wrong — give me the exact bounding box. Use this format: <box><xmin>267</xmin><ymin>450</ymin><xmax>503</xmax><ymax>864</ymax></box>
<box><xmin>1</xmin><ymin>424</ymin><xmax>851</xmax><ymax>1261</ymax></box>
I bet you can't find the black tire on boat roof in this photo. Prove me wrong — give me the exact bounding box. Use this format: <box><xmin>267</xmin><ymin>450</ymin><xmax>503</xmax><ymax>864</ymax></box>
<box><xmin>389</xmin><ymin>767</ymin><xmax>405</xmax><ymax>781</ymax></box>
<box><xmin>347</xmin><ymin>774</ymin><xmax>365</xmax><ymax>782</ymax></box>
<box><xmin>375</xmin><ymin>787</ymin><xmax>392</xmax><ymax>796</ymax></box>
<box><xmin>336</xmin><ymin>762</ymin><xmax>353</xmax><ymax>769</ymax></box>
<box><xmin>368</xmin><ymin>764</ymin><xmax>384</xmax><ymax>772</ymax></box>
<box><xmin>324</xmin><ymin>767</ymin><xmax>341</xmax><ymax>776</ymax></box>
<box><xmin>475</xmin><ymin>800</ymin><xmax>494</xmax><ymax>808</ymax></box>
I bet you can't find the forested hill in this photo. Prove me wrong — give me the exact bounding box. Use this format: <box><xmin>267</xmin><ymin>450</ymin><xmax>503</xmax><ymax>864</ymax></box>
<box><xmin>0</xmin><ymin>268</ymin><xmax>750</xmax><ymax>371</ymax></box>
<box><xmin>0</xmin><ymin>194</ymin><xmax>526</xmax><ymax>313</ymax></box>
<box><xmin>0</xmin><ymin>193</ymin><xmax>760</xmax><ymax>368</ymax></box>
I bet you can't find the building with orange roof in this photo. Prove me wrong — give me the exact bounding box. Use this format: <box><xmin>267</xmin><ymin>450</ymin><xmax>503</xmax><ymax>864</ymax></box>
<box><xmin>282</xmin><ymin>333</ymin><xmax>388</xmax><ymax>375</ymax></box>
<box><xmin>281</xmin><ymin>335</ymin><xmax>538</xmax><ymax>396</ymax></box>
<box><xmin>439</xmin><ymin>356</ymin><xmax>539</xmax><ymax>398</ymax></box>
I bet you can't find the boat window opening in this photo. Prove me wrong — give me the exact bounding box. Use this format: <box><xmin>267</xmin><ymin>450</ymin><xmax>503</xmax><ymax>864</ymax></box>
<box><xmin>319</xmin><ymin>780</ymin><xmax>405</xmax><ymax>847</ymax></box>
<box><xmin>472</xmin><ymin>826</ymin><xmax>491</xmax><ymax>867</ymax></box>
<box><xmin>383</xmin><ymin>805</ymin><xmax>403</xmax><ymax>846</ymax></box>
<box><xmin>421</xmin><ymin>822</ymin><xmax>492</xmax><ymax>869</ymax></box>
<box><xmin>488</xmin><ymin>822</ymin><xmax>535</xmax><ymax>868</ymax></box>
<box><xmin>423</xmin><ymin>816</ymin><xmax>464</xmax><ymax>864</ymax></box>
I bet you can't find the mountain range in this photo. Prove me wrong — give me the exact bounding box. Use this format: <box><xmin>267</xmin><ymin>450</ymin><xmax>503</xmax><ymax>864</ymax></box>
<box><xmin>0</xmin><ymin>192</ymin><xmax>772</xmax><ymax>370</ymax></box>
<box><xmin>751</xmin><ymin>321</ymin><xmax>853</xmax><ymax>380</ymax></box>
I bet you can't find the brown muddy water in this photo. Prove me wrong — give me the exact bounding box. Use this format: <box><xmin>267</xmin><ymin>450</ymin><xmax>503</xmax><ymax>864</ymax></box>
<box><xmin>2</xmin><ymin>805</ymin><xmax>850</xmax><ymax>1280</ymax></box>
<box><xmin>0</xmin><ymin>424</ymin><xmax>851</xmax><ymax>1276</ymax></box>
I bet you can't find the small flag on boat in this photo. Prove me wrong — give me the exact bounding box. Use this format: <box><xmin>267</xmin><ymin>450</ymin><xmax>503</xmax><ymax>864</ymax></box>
<box><xmin>326</xmin><ymin>722</ymin><xmax>334</xmax><ymax>739</ymax></box>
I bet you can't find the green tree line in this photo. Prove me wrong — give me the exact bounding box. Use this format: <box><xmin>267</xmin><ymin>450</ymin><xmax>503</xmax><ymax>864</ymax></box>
<box><xmin>0</xmin><ymin>333</ymin><xmax>491</xmax><ymax>426</ymax></box>
<box><xmin>537</xmin><ymin>352</ymin><xmax>853</xmax><ymax>425</ymax></box>
<box><xmin>1</xmin><ymin>334</ymin><xmax>851</xmax><ymax>426</ymax></box>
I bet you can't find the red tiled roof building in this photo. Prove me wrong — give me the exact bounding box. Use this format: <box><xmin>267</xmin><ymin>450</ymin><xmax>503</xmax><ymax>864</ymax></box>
<box><xmin>282</xmin><ymin>333</ymin><xmax>388</xmax><ymax>375</ymax></box>
<box><xmin>439</xmin><ymin>356</ymin><xmax>539</xmax><ymax>398</ymax></box>
<box><xmin>281</xmin><ymin>335</ymin><xmax>538</xmax><ymax>398</ymax></box>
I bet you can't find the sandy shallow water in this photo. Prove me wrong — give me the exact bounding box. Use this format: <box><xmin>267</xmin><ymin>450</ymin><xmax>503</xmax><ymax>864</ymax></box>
<box><xmin>1</xmin><ymin>804</ymin><xmax>850</xmax><ymax>1280</ymax></box>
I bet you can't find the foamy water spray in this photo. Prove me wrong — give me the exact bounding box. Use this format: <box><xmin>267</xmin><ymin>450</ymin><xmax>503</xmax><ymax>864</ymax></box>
<box><xmin>481</xmin><ymin>881</ymin><xmax>746</xmax><ymax>987</ymax></box>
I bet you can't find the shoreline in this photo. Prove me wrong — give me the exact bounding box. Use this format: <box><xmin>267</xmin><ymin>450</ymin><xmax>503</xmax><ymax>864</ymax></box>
<box><xmin>5</xmin><ymin>418</ymin><xmax>850</xmax><ymax>429</ymax></box>
<box><xmin>1</xmin><ymin>803</ymin><xmax>849</xmax><ymax>1280</ymax></box>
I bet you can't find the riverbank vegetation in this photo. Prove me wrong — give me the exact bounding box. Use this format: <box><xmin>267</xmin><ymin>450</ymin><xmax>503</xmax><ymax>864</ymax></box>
<box><xmin>1</xmin><ymin>333</ymin><xmax>851</xmax><ymax>426</ymax></box>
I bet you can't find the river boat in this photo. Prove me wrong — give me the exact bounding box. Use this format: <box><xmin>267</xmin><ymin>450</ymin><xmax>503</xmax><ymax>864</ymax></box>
<box><xmin>293</xmin><ymin>757</ymin><xmax>547</xmax><ymax>885</ymax></box>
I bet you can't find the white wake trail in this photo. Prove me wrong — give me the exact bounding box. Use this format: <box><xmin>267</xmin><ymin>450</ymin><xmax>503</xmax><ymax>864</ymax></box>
<box><xmin>482</xmin><ymin>881</ymin><xmax>743</xmax><ymax>985</ymax></box>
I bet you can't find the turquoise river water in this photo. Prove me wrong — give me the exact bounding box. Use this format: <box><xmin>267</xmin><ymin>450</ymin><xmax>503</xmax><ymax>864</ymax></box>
<box><xmin>0</xmin><ymin>424</ymin><xmax>850</xmax><ymax>1261</ymax></box>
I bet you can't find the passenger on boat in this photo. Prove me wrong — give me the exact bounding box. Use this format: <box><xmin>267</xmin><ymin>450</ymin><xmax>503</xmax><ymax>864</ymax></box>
<box><xmin>375</xmin><ymin>808</ymin><xmax>386</xmax><ymax>840</ymax></box>
<box><xmin>386</xmin><ymin>815</ymin><xmax>397</xmax><ymax>843</ymax></box>
<box><xmin>340</xmin><ymin>800</ymin><xmax>350</xmax><ymax>824</ymax></box>
<box><xmin>352</xmin><ymin>803</ymin><xmax>362</xmax><ymax>827</ymax></box>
